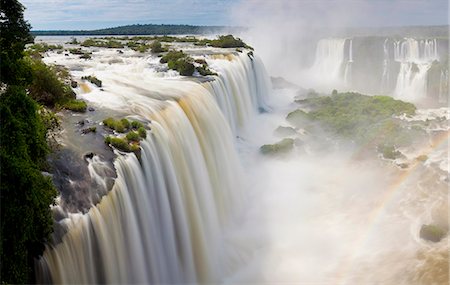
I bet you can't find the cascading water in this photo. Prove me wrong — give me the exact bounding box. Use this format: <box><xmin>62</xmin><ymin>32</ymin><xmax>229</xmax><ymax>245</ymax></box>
<box><xmin>381</xmin><ymin>38</ymin><xmax>391</xmax><ymax>92</ymax></box>
<box><xmin>393</xmin><ymin>38</ymin><xmax>439</xmax><ymax>101</ymax></box>
<box><xmin>309</xmin><ymin>38</ymin><xmax>347</xmax><ymax>86</ymax></box>
<box><xmin>35</xmin><ymin>53</ymin><xmax>272</xmax><ymax>284</ymax></box>
<box><xmin>343</xmin><ymin>39</ymin><xmax>353</xmax><ymax>87</ymax></box>
<box><xmin>439</xmin><ymin>69</ymin><xmax>449</xmax><ymax>104</ymax></box>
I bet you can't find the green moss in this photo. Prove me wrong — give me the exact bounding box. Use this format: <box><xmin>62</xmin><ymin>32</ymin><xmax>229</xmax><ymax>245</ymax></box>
<box><xmin>126</xmin><ymin>131</ymin><xmax>140</xmax><ymax>142</ymax></box>
<box><xmin>62</xmin><ymin>99</ymin><xmax>87</xmax><ymax>112</ymax></box>
<box><xmin>104</xmin><ymin>136</ymin><xmax>131</xmax><ymax>152</ymax></box>
<box><xmin>131</xmin><ymin>120</ymin><xmax>144</xmax><ymax>129</ymax></box>
<box><xmin>81</xmin><ymin>126</ymin><xmax>96</xmax><ymax>134</ymax></box>
<box><xmin>137</xmin><ymin>127</ymin><xmax>147</xmax><ymax>138</ymax></box>
<box><xmin>81</xmin><ymin>75</ymin><xmax>102</xmax><ymax>87</ymax></box>
<box><xmin>120</xmin><ymin>118</ymin><xmax>130</xmax><ymax>129</ymax></box>
<box><xmin>260</xmin><ymin>138</ymin><xmax>294</xmax><ymax>155</ymax></box>
<box><xmin>420</xmin><ymin>224</ymin><xmax>446</xmax><ymax>242</ymax></box>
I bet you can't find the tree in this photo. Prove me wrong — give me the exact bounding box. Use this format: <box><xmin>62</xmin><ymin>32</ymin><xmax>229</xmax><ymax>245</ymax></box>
<box><xmin>0</xmin><ymin>1</ymin><xmax>57</xmax><ymax>283</ymax></box>
<box><xmin>0</xmin><ymin>0</ymin><xmax>34</xmax><ymax>85</ymax></box>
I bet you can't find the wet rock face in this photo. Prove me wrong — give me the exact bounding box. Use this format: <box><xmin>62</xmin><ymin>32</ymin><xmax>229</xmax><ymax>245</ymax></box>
<box><xmin>48</xmin><ymin>149</ymin><xmax>116</xmax><ymax>213</ymax></box>
<box><xmin>420</xmin><ymin>224</ymin><xmax>447</xmax><ymax>242</ymax></box>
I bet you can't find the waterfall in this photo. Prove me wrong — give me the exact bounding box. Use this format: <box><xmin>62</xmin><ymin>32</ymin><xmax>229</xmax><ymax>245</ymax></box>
<box><xmin>35</xmin><ymin>53</ymin><xmax>272</xmax><ymax>284</ymax></box>
<box><xmin>310</xmin><ymin>38</ymin><xmax>347</xmax><ymax>85</ymax></box>
<box><xmin>344</xmin><ymin>39</ymin><xmax>353</xmax><ymax>87</ymax></box>
<box><xmin>439</xmin><ymin>69</ymin><xmax>449</xmax><ymax>103</ymax></box>
<box><xmin>393</xmin><ymin>38</ymin><xmax>438</xmax><ymax>101</ymax></box>
<box><xmin>381</xmin><ymin>38</ymin><xmax>390</xmax><ymax>92</ymax></box>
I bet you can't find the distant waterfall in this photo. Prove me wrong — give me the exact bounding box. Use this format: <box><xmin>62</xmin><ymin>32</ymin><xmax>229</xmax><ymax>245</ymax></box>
<box><xmin>310</xmin><ymin>38</ymin><xmax>347</xmax><ymax>84</ymax></box>
<box><xmin>381</xmin><ymin>38</ymin><xmax>391</xmax><ymax>92</ymax></box>
<box><xmin>35</xmin><ymin>53</ymin><xmax>271</xmax><ymax>284</ymax></box>
<box><xmin>344</xmin><ymin>39</ymin><xmax>353</xmax><ymax>87</ymax></box>
<box><xmin>393</xmin><ymin>38</ymin><xmax>438</xmax><ymax>101</ymax></box>
<box><xmin>439</xmin><ymin>69</ymin><xmax>449</xmax><ymax>103</ymax></box>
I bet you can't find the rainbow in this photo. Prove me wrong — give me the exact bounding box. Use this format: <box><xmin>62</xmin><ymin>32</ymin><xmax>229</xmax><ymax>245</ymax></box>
<box><xmin>336</xmin><ymin>129</ymin><xmax>449</xmax><ymax>284</ymax></box>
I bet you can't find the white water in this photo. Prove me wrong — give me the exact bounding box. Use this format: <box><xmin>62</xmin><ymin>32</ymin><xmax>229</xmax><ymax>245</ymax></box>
<box><xmin>381</xmin><ymin>38</ymin><xmax>391</xmax><ymax>92</ymax></box>
<box><xmin>393</xmin><ymin>38</ymin><xmax>439</xmax><ymax>102</ymax></box>
<box><xmin>36</xmin><ymin>51</ymin><xmax>272</xmax><ymax>284</ymax></box>
<box><xmin>344</xmin><ymin>39</ymin><xmax>353</xmax><ymax>87</ymax></box>
<box><xmin>309</xmin><ymin>38</ymin><xmax>347</xmax><ymax>87</ymax></box>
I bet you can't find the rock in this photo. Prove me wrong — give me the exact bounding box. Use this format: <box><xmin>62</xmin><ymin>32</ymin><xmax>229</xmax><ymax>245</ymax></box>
<box><xmin>84</xmin><ymin>152</ymin><xmax>95</xmax><ymax>160</ymax></box>
<box><xmin>416</xmin><ymin>155</ymin><xmax>428</xmax><ymax>162</ymax></box>
<box><xmin>286</xmin><ymin>109</ymin><xmax>310</xmax><ymax>127</ymax></box>
<box><xmin>71</xmin><ymin>80</ymin><xmax>78</xmax><ymax>88</ymax></box>
<box><xmin>274</xmin><ymin>126</ymin><xmax>297</xmax><ymax>137</ymax></box>
<box><xmin>88</xmin><ymin>107</ymin><xmax>95</xmax><ymax>112</ymax></box>
<box><xmin>420</xmin><ymin>224</ymin><xmax>446</xmax><ymax>242</ymax></box>
<box><xmin>260</xmin><ymin>138</ymin><xmax>294</xmax><ymax>155</ymax></box>
<box><xmin>77</xmin><ymin>120</ymin><xmax>85</xmax><ymax>126</ymax></box>
<box><xmin>81</xmin><ymin>126</ymin><xmax>96</xmax><ymax>134</ymax></box>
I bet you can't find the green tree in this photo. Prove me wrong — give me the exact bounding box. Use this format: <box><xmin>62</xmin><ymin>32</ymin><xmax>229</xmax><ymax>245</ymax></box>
<box><xmin>0</xmin><ymin>0</ymin><xmax>34</xmax><ymax>85</ymax></box>
<box><xmin>0</xmin><ymin>1</ymin><xmax>57</xmax><ymax>283</ymax></box>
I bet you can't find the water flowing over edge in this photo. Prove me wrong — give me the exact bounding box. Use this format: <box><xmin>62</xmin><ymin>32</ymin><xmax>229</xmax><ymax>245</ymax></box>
<box><xmin>35</xmin><ymin>53</ymin><xmax>272</xmax><ymax>284</ymax></box>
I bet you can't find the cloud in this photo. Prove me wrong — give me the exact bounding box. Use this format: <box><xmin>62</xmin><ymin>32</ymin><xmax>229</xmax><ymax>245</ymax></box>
<box><xmin>22</xmin><ymin>0</ymin><xmax>240</xmax><ymax>30</ymax></box>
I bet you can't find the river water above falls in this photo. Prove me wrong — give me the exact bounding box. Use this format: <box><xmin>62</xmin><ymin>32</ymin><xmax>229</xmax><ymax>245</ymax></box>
<box><xmin>35</xmin><ymin>37</ymin><xmax>448</xmax><ymax>285</ymax></box>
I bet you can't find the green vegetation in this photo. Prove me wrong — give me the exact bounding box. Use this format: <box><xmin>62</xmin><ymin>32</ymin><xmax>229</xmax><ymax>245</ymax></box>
<box><xmin>126</xmin><ymin>131</ymin><xmax>140</xmax><ymax>142</ymax></box>
<box><xmin>1</xmin><ymin>3</ymin><xmax>58</xmax><ymax>282</ymax></box>
<box><xmin>27</xmin><ymin>58</ymin><xmax>79</xmax><ymax>109</ymax></box>
<box><xmin>81</xmin><ymin>38</ymin><xmax>124</xmax><ymax>48</ymax></box>
<box><xmin>274</xmin><ymin>126</ymin><xmax>297</xmax><ymax>137</ymax></box>
<box><xmin>210</xmin><ymin>35</ymin><xmax>252</xmax><ymax>49</ymax></box>
<box><xmin>168</xmin><ymin>59</ymin><xmax>195</xmax><ymax>76</ymax></box>
<box><xmin>196</xmin><ymin>64</ymin><xmax>218</xmax><ymax>76</ymax></box>
<box><xmin>377</xmin><ymin>144</ymin><xmax>404</xmax><ymax>160</ymax></box>
<box><xmin>103</xmin><ymin>117</ymin><xmax>147</xmax><ymax>152</ymax></box>
<box><xmin>293</xmin><ymin>92</ymin><xmax>417</xmax><ymax>145</ymax></box>
<box><xmin>160</xmin><ymin>50</ymin><xmax>195</xmax><ymax>76</ymax></box>
<box><xmin>160</xmin><ymin>50</ymin><xmax>187</xmax><ymax>63</ymax></box>
<box><xmin>137</xmin><ymin>126</ymin><xmax>147</xmax><ymax>138</ymax></box>
<box><xmin>81</xmin><ymin>75</ymin><xmax>102</xmax><ymax>87</ymax></box>
<box><xmin>81</xmin><ymin>126</ymin><xmax>96</xmax><ymax>134</ymax></box>
<box><xmin>131</xmin><ymin>120</ymin><xmax>144</xmax><ymax>129</ymax></box>
<box><xmin>150</xmin><ymin>40</ymin><xmax>167</xmax><ymax>53</ymax></box>
<box><xmin>27</xmin><ymin>42</ymin><xmax>63</xmax><ymax>53</ymax></box>
<box><xmin>420</xmin><ymin>224</ymin><xmax>447</xmax><ymax>242</ymax></box>
<box><xmin>31</xmin><ymin>24</ymin><xmax>236</xmax><ymax>36</ymax></box>
<box><xmin>61</xmin><ymin>99</ymin><xmax>87</xmax><ymax>112</ymax></box>
<box><xmin>260</xmin><ymin>138</ymin><xmax>295</xmax><ymax>155</ymax></box>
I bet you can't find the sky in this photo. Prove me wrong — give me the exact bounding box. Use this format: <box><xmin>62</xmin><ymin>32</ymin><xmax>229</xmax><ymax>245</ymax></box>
<box><xmin>22</xmin><ymin>0</ymin><xmax>448</xmax><ymax>31</ymax></box>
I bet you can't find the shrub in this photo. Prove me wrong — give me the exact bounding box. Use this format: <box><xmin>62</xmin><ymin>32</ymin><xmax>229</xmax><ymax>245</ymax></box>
<box><xmin>102</xmin><ymin>117</ymin><xmax>127</xmax><ymax>132</ymax></box>
<box><xmin>131</xmin><ymin>120</ymin><xmax>144</xmax><ymax>129</ymax></box>
<box><xmin>137</xmin><ymin>127</ymin><xmax>147</xmax><ymax>138</ymax></box>
<box><xmin>160</xmin><ymin>50</ymin><xmax>187</xmax><ymax>64</ymax></box>
<box><xmin>120</xmin><ymin>118</ymin><xmax>130</xmax><ymax>129</ymax></box>
<box><xmin>126</xmin><ymin>131</ymin><xmax>140</xmax><ymax>142</ymax></box>
<box><xmin>28</xmin><ymin>58</ymin><xmax>74</xmax><ymax>106</ymax></box>
<box><xmin>104</xmin><ymin>136</ymin><xmax>130</xmax><ymax>152</ymax></box>
<box><xmin>150</xmin><ymin>40</ymin><xmax>167</xmax><ymax>53</ymax></box>
<box><xmin>210</xmin><ymin>35</ymin><xmax>248</xmax><ymax>48</ymax></box>
<box><xmin>196</xmin><ymin>64</ymin><xmax>217</xmax><ymax>76</ymax></box>
<box><xmin>61</xmin><ymin>99</ymin><xmax>87</xmax><ymax>112</ymax></box>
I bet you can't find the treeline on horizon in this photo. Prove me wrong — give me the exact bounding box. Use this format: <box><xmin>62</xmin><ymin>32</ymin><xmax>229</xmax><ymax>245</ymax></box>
<box><xmin>32</xmin><ymin>23</ymin><xmax>244</xmax><ymax>36</ymax></box>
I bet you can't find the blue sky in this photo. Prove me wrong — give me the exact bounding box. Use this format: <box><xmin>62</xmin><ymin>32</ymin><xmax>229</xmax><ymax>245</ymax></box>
<box><xmin>22</xmin><ymin>0</ymin><xmax>448</xmax><ymax>30</ymax></box>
